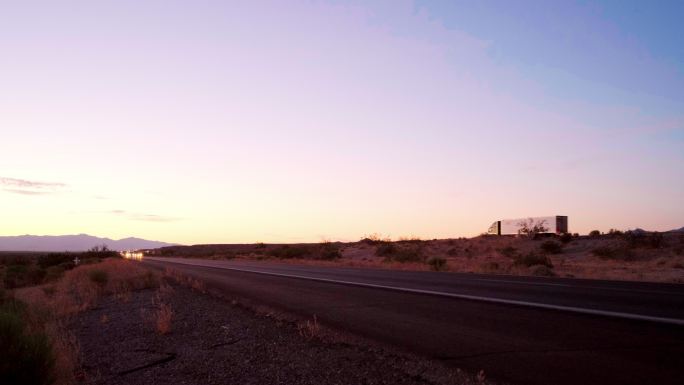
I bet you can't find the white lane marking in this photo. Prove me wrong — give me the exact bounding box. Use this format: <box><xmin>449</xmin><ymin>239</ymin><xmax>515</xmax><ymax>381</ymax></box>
<box><xmin>148</xmin><ymin>258</ymin><xmax>684</xmax><ymax>326</ymax></box>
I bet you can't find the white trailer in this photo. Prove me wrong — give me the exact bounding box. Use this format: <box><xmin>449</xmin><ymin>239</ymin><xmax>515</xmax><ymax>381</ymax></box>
<box><xmin>487</xmin><ymin>216</ymin><xmax>568</xmax><ymax>235</ymax></box>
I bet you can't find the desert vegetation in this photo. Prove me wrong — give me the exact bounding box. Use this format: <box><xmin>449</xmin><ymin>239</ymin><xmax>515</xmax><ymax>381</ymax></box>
<box><xmin>0</xmin><ymin>291</ymin><xmax>55</xmax><ymax>385</ymax></box>
<box><xmin>0</xmin><ymin>246</ymin><xmax>119</xmax><ymax>290</ymax></box>
<box><xmin>147</xmin><ymin>230</ymin><xmax>684</xmax><ymax>283</ymax></box>
<box><xmin>1</xmin><ymin>252</ymin><xmax>162</xmax><ymax>384</ymax></box>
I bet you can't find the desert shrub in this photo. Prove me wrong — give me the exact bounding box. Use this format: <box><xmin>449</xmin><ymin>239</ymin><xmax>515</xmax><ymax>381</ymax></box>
<box><xmin>397</xmin><ymin>236</ymin><xmax>422</xmax><ymax>243</ymax></box>
<box><xmin>499</xmin><ymin>246</ymin><xmax>518</xmax><ymax>258</ymax></box>
<box><xmin>392</xmin><ymin>248</ymin><xmax>423</xmax><ymax>263</ymax></box>
<box><xmin>608</xmin><ymin>229</ymin><xmax>624</xmax><ymax>236</ymax></box>
<box><xmin>624</xmin><ymin>231</ymin><xmax>664</xmax><ymax>249</ymax></box>
<box><xmin>591</xmin><ymin>246</ymin><xmax>615</xmax><ymax>258</ymax></box>
<box><xmin>427</xmin><ymin>257</ymin><xmax>447</xmax><ymax>271</ymax></box>
<box><xmin>44</xmin><ymin>266</ymin><xmax>65</xmax><ymax>282</ymax></box>
<box><xmin>80</xmin><ymin>257</ymin><xmax>101</xmax><ymax>266</ymax></box>
<box><xmin>39</xmin><ymin>249</ymin><xmax>116</xmax><ymax>269</ymax></box>
<box><xmin>375</xmin><ymin>242</ymin><xmax>397</xmax><ymax>256</ymax></box>
<box><xmin>513</xmin><ymin>253</ymin><xmax>553</xmax><ymax>268</ymax></box>
<box><xmin>88</xmin><ymin>270</ymin><xmax>108</xmax><ymax>286</ymax></box>
<box><xmin>446</xmin><ymin>248</ymin><xmax>458</xmax><ymax>256</ymax></box>
<box><xmin>83</xmin><ymin>245</ymin><xmax>120</xmax><ymax>259</ymax></box>
<box><xmin>37</xmin><ymin>253</ymin><xmax>73</xmax><ymax>269</ymax></box>
<box><xmin>267</xmin><ymin>245</ymin><xmax>311</xmax><ymax>259</ymax></box>
<box><xmin>591</xmin><ymin>246</ymin><xmax>634</xmax><ymax>261</ymax></box>
<box><xmin>381</xmin><ymin>245</ymin><xmax>423</xmax><ymax>263</ymax></box>
<box><xmin>3</xmin><ymin>265</ymin><xmax>46</xmax><ymax>289</ymax></box>
<box><xmin>559</xmin><ymin>233</ymin><xmax>573</xmax><ymax>244</ymax></box>
<box><xmin>588</xmin><ymin>230</ymin><xmax>601</xmax><ymax>237</ymax></box>
<box><xmin>4</xmin><ymin>265</ymin><xmax>29</xmax><ymax>288</ymax></box>
<box><xmin>540</xmin><ymin>241</ymin><xmax>563</xmax><ymax>254</ymax></box>
<box><xmin>360</xmin><ymin>233</ymin><xmax>390</xmax><ymax>245</ymax></box>
<box><xmin>0</xmin><ymin>300</ymin><xmax>55</xmax><ymax>385</ymax></box>
<box><xmin>479</xmin><ymin>261</ymin><xmax>500</xmax><ymax>273</ymax></box>
<box><xmin>318</xmin><ymin>243</ymin><xmax>341</xmax><ymax>260</ymax></box>
<box><xmin>28</xmin><ymin>267</ymin><xmax>47</xmax><ymax>286</ymax></box>
<box><xmin>0</xmin><ymin>254</ymin><xmax>33</xmax><ymax>266</ymax></box>
<box><xmin>254</xmin><ymin>242</ymin><xmax>266</xmax><ymax>249</ymax></box>
<box><xmin>529</xmin><ymin>264</ymin><xmax>556</xmax><ymax>277</ymax></box>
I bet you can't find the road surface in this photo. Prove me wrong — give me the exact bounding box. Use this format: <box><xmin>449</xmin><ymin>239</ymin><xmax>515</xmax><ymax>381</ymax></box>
<box><xmin>143</xmin><ymin>257</ymin><xmax>684</xmax><ymax>385</ymax></box>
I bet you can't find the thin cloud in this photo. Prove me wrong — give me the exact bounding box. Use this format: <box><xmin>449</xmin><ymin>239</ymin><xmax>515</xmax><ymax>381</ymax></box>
<box><xmin>129</xmin><ymin>214</ymin><xmax>181</xmax><ymax>222</ymax></box>
<box><xmin>3</xmin><ymin>189</ymin><xmax>51</xmax><ymax>195</ymax></box>
<box><xmin>110</xmin><ymin>209</ymin><xmax>181</xmax><ymax>222</ymax></box>
<box><xmin>1</xmin><ymin>177</ymin><xmax>67</xmax><ymax>195</ymax></box>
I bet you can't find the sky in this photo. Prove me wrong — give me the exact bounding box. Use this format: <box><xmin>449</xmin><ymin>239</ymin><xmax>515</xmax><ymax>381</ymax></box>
<box><xmin>1</xmin><ymin>0</ymin><xmax>683</xmax><ymax>244</ymax></box>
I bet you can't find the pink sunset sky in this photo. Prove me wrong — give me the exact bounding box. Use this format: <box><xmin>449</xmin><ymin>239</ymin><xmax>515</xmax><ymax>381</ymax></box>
<box><xmin>1</xmin><ymin>0</ymin><xmax>682</xmax><ymax>244</ymax></box>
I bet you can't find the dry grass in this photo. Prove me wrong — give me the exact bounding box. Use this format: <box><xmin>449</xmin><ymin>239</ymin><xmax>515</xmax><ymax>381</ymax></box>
<box><xmin>16</xmin><ymin>258</ymin><xmax>159</xmax><ymax>317</ymax></box>
<box><xmin>159</xmin><ymin>281</ymin><xmax>175</xmax><ymax>297</ymax></box>
<box><xmin>297</xmin><ymin>314</ymin><xmax>320</xmax><ymax>341</ymax></box>
<box><xmin>163</xmin><ymin>267</ymin><xmax>207</xmax><ymax>293</ymax></box>
<box><xmin>153</xmin><ymin>283</ymin><xmax>175</xmax><ymax>335</ymax></box>
<box><xmin>45</xmin><ymin>321</ymin><xmax>82</xmax><ymax>383</ymax></box>
<box><xmin>155</xmin><ymin>302</ymin><xmax>173</xmax><ymax>335</ymax></box>
<box><xmin>190</xmin><ymin>278</ymin><xmax>206</xmax><ymax>293</ymax></box>
<box><xmin>11</xmin><ymin>258</ymin><xmax>161</xmax><ymax>384</ymax></box>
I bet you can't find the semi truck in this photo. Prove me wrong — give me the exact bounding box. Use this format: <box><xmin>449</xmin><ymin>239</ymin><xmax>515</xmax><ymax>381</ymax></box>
<box><xmin>487</xmin><ymin>216</ymin><xmax>568</xmax><ymax>235</ymax></box>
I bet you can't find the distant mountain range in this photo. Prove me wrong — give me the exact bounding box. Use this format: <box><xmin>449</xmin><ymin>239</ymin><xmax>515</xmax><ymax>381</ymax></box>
<box><xmin>0</xmin><ymin>234</ymin><xmax>176</xmax><ymax>252</ymax></box>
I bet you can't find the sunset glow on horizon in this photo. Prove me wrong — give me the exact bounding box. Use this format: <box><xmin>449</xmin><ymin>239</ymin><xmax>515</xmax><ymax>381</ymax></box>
<box><xmin>2</xmin><ymin>0</ymin><xmax>683</xmax><ymax>245</ymax></box>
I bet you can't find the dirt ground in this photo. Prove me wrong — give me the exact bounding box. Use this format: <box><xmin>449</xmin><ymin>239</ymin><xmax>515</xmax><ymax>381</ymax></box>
<box><xmin>72</xmin><ymin>281</ymin><xmax>491</xmax><ymax>385</ymax></box>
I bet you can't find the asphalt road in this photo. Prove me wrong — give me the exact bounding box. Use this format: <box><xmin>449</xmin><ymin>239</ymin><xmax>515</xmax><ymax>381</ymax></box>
<box><xmin>143</xmin><ymin>257</ymin><xmax>684</xmax><ymax>385</ymax></box>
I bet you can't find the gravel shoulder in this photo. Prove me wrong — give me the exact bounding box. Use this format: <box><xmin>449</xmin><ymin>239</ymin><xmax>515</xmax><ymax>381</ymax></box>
<box><xmin>72</xmin><ymin>280</ymin><xmax>491</xmax><ymax>385</ymax></box>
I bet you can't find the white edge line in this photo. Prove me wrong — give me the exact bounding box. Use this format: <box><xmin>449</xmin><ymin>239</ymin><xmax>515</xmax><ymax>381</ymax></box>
<box><xmin>149</xmin><ymin>258</ymin><xmax>684</xmax><ymax>326</ymax></box>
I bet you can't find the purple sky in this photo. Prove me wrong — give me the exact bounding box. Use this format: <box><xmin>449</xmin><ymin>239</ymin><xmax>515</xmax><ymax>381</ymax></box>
<box><xmin>1</xmin><ymin>1</ymin><xmax>682</xmax><ymax>243</ymax></box>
